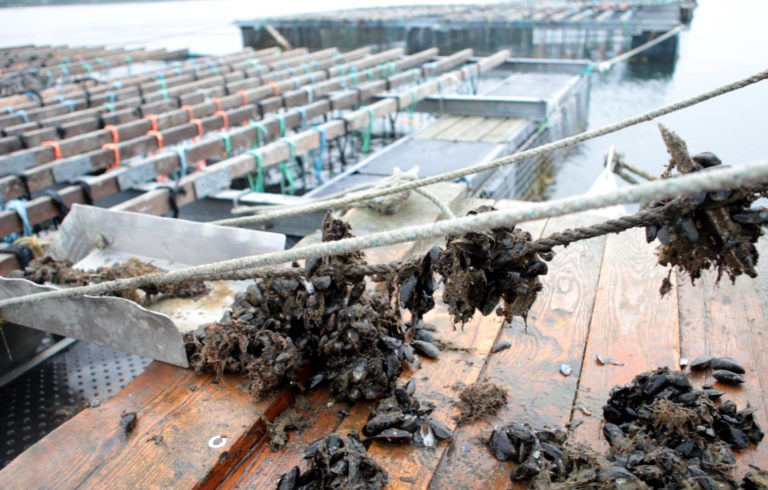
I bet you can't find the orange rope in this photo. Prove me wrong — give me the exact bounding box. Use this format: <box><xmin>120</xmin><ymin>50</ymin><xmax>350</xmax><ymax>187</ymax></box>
<box><xmin>102</xmin><ymin>143</ymin><xmax>120</xmax><ymax>169</ymax></box>
<box><xmin>236</xmin><ymin>90</ymin><xmax>248</xmax><ymax>105</ymax></box>
<box><xmin>190</xmin><ymin>118</ymin><xmax>203</xmax><ymax>137</ymax></box>
<box><xmin>145</xmin><ymin>113</ymin><xmax>158</xmax><ymax>131</ymax></box>
<box><xmin>211</xmin><ymin>97</ymin><xmax>222</xmax><ymax>112</ymax></box>
<box><xmin>181</xmin><ymin>104</ymin><xmax>195</xmax><ymax>121</ymax></box>
<box><xmin>104</xmin><ymin>124</ymin><xmax>119</xmax><ymax>143</ymax></box>
<box><xmin>147</xmin><ymin>130</ymin><xmax>163</xmax><ymax>150</ymax></box>
<box><xmin>214</xmin><ymin>111</ymin><xmax>229</xmax><ymax>129</ymax></box>
<box><xmin>267</xmin><ymin>81</ymin><xmax>280</xmax><ymax>96</ymax></box>
<box><xmin>41</xmin><ymin>140</ymin><xmax>62</xmax><ymax>160</ymax></box>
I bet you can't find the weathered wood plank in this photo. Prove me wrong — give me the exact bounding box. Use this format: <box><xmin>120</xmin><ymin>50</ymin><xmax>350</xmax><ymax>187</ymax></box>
<box><xmin>436</xmin><ymin>116</ymin><xmax>486</xmax><ymax>140</ymax></box>
<box><xmin>414</xmin><ymin>116</ymin><xmax>463</xmax><ymax>139</ymax></box>
<box><xmin>454</xmin><ymin>117</ymin><xmax>507</xmax><ymax>142</ymax></box>
<box><xmin>480</xmin><ymin>118</ymin><xmax>526</xmax><ymax>143</ymax></box>
<box><xmin>430</xmin><ymin>212</ymin><xmax>609</xmax><ymax>489</ymax></box>
<box><xmin>0</xmin><ymin>362</ymin><xmax>268</xmax><ymax>489</ymax></box>
<box><xmin>570</xmin><ymin>227</ymin><xmax>680</xmax><ymax>450</ymax></box>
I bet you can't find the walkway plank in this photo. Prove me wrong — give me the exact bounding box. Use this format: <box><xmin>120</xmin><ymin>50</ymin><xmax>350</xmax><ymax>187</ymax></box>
<box><xmin>570</xmin><ymin>227</ymin><xmax>680</xmax><ymax>450</ymax></box>
<box><xmin>431</xmin><ymin>212</ymin><xmax>609</xmax><ymax>489</ymax></box>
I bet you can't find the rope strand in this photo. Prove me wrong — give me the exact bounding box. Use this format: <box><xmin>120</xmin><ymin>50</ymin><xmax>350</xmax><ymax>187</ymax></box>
<box><xmin>1</xmin><ymin>159</ymin><xmax>767</xmax><ymax>309</ymax></box>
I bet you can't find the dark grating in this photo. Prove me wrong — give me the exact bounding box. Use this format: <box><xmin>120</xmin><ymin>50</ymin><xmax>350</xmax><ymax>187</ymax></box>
<box><xmin>0</xmin><ymin>341</ymin><xmax>151</xmax><ymax>469</ymax></box>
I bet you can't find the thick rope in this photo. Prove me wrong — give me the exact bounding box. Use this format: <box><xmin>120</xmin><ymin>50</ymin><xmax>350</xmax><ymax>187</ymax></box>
<box><xmin>213</xmin><ymin>66</ymin><xmax>768</xmax><ymax>228</ymax></box>
<box><xmin>1</xmin><ymin>160</ymin><xmax>767</xmax><ymax>309</ymax></box>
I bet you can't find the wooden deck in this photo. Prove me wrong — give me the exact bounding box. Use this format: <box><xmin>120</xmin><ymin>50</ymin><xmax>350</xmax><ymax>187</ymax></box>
<box><xmin>2</xmin><ymin>184</ymin><xmax>768</xmax><ymax>489</ymax></box>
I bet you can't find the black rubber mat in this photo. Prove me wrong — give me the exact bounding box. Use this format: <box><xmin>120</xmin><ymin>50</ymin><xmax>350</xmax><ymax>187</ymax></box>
<box><xmin>0</xmin><ymin>341</ymin><xmax>150</xmax><ymax>469</ymax></box>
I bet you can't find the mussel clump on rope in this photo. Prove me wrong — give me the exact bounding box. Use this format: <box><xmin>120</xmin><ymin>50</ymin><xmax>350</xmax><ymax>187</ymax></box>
<box><xmin>186</xmin><ymin>214</ymin><xmax>409</xmax><ymax>401</ymax></box>
<box><xmin>645</xmin><ymin>126</ymin><xmax>768</xmax><ymax>291</ymax></box>
<box><xmin>435</xmin><ymin>206</ymin><xmax>553</xmax><ymax>323</ymax></box>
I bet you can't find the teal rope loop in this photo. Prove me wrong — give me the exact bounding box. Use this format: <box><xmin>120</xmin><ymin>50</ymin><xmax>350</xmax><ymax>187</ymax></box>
<box><xmin>248</xmin><ymin>120</ymin><xmax>268</xmax><ymax>149</ymax></box>
<box><xmin>276</xmin><ymin>114</ymin><xmax>286</xmax><ymax>138</ymax></box>
<box><xmin>218</xmin><ymin>133</ymin><xmax>232</xmax><ymax>158</ymax></box>
<box><xmin>277</xmin><ymin>138</ymin><xmax>296</xmax><ymax>195</ymax></box>
<box><xmin>312</xmin><ymin>126</ymin><xmax>326</xmax><ymax>184</ymax></box>
<box><xmin>359</xmin><ymin>106</ymin><xmax>375</xmax><ymax>154</ymax></box>
<box><xmin>245</xmin><ymin>150</ymin><xmax>264</xmax><ymax>192</ymax></box>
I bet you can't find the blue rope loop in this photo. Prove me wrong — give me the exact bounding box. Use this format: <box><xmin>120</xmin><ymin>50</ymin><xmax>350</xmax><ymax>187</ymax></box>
<box><xmin>297</xmin><ymin>107</ymin><xmax>307</xmax><ymax>130</ymax></box>
<box><xmin>112</xmin><ymin>80</ymin><xmax>123</xmax><ymax>90</ymax></box>
<box><xmin>312</xmin><ymin>126</ymin><xmax>326</xmax><ymax>184</ymax></box>
<box><xmin>106</xmin><ymin>91</ymin><xmax>117</xmax><ymax>102</ymax></box>
<box><xmin>15</xmin><ymin>109</ymin><xmax>29</xmax><ymax>123</ymax></box>
<box><xmin>172</xmin><ymin>144</ymin><xmax>189</xmax><ymax>181</ymax></box>
<box><xmin>64</xmin><ymin>100</ymin><xmax>76</xmax><ymax>112</ymax></box>
<box><xmin>303</xmin><ymin>86</ymin><xmax>314</xmax><ymax>103</ymax></box>
<box><xmin>5</xmin><ymin>199</ymin><xmax>32</xmax><ymax>242</ymax></box>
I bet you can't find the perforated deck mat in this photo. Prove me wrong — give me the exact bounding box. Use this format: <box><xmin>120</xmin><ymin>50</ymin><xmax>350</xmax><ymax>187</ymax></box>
<box><xmin>0</xmin><ymin>341</ymin><xmax>151</xmax><ymax>469</ymax></box>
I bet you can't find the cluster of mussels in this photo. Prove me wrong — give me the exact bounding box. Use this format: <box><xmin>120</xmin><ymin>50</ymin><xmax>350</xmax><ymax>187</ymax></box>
<box><xmin>361</xmin><ymin>378</ymin><xmax>453</xmax><ymax>446</ymax></box>
<box><xmin>489</xmin><ymin>368</ymin><xmax>764</xmax><ymax>489</ymax></box>
<box><xmin>186</xmin><ymin>215</ymin><xmax>409</xmax><ymax>401</ymax></box>
<box><xmin>690</xmin><ymin>355</ymin><xmax>747</xmax><ymax>385</ymax></box>
<box><xmin>16</xmin><ymin>256</ymin><xmax>210</xmax><ymax>305</ymax></box>
<box><xmin>435</xmin><ymin>206</ymin><xmax>552</xmax><ymax>324</ymax></box>
<box><xmin>277</xmin><ymin>434</ymin><xmax>388</xmax><ymax>490</ymax></box>
<box><xmin>645</xmin><ymin>152</ymin><xmax>768</xmax><ymax>288</ymax></box>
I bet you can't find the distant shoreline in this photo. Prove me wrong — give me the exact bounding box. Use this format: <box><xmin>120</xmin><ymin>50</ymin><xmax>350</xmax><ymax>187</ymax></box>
<box><xmin>0</xmin><ymin>0</ymin><xmax>180</xmax><ymax>7</ymax></box>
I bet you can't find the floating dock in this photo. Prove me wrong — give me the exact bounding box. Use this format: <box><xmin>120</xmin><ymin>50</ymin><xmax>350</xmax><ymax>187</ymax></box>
<box><xmin>237</xmin><ymin>0</ymin><xmax>695</xmax><ymax>61</ymax></box>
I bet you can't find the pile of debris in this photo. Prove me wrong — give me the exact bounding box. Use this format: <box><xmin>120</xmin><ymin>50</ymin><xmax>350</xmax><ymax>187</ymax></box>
<box><xmin>488</xmin><ymin>367</ymin><xmax>764</xmax><ymax>488</ymax></box>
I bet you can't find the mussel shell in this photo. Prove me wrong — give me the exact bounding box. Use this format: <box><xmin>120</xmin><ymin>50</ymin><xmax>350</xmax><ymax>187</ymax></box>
<box><xmin>713</xmin><ymin>370</ymin><xmax>745</xmax><ymax>385</ymax></box>
<box><xmin>710</xmin><ymin>357</ymin><xmax>746</xmax><ymax>374</ymax></box>
<box><xmin>677</xmin><ymin>216</ymin><xmax>700</xmax><ymax>244</ymax></box>
<box><xmin>690</xmin><ymin>355</ymin><xmax>713</xmax><ymax>370</ymax></box>
<box><xmin>427</xmin><ymin>418</ymin><xmax>453</xmax><ymax>439</ymax></box>
<box><xmin>603</xmin><ymin>423</ymin><xmax>625</xmax><ymax>446</ymax></box>
<box><xmin>412</xmin><ymin>340</ymin><xmax>440</xmax><ymax>359</ymax></box>
<box><xmin>732</xmin><ymin>210</ymin><xmax>768</xmax><ymax>225</ymax></box>
<box><xmin>370</xmin><ymin>428</ymin><xmax>413</xmax><ymax>444</ymax></box>
<box><xmin>656</xmin><ymin>226</ymin><xmax>673</xmax><ymax>246</ymax></box>
<box><xmin>277</xmin><ymin>465</ymin><xmax>300</xmax><ymax>490</ymax></box>
<box><xmin>645</xmin><ymin>224</ymin><xmax>658</xmax><ymax>244</ymax></box>
<box><xmin>363</xmin><ymin>412</ymin><xmax>404</xmax><ymax>437</ymax></box>
<box><xmin>491</xmin><ymin>341</ymin><xmax>511</xmax><ymax>353</ymax></box>
<box><xmin>692</xmin><ymin>152</ymin><xmax>722</xmax><ymax>168</ymax></box>
<box><xmin>489</xmin><ymin>428</ymin><xmax>516</xmax><ymax>461</ymax></box>
<box><xmin>405</xmin><ymin>378</ymin><xmax>416</xmax><ymax>397</ymax></box>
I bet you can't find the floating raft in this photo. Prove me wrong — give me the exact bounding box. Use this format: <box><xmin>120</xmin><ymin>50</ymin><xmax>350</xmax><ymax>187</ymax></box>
<box><xmin>1</xmin><ymin>174</ymin><xmax>767</xmax><ymax>488</ymax></box>
<box><xmin>237</xmin><ymin>0</ymin><xmax>695</xmax><ymax>61</ymax></box>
